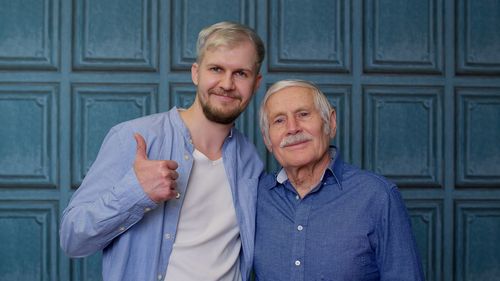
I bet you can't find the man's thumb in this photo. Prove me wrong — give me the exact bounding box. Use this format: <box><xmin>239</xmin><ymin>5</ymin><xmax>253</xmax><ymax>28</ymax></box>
<box><xmin>134</xmin><ymin>133</ymin><xmax>148</xmax><ymax>161</ymax></box>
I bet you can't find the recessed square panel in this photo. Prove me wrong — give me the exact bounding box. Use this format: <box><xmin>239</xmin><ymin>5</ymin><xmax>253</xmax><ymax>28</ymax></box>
<box><xmin>456</xmin><ymin>201</ymin><xmax>500</xmax><ymax>281</ymax></box>
<box><xmin>73</xmin><ymin>0</ymin><xmax>158</xmax><ymax>70</ymax></box>
<box><xmin>456</xmin><ymin>0</ymin><xmax>500</xmax><ymax>74</ymax></box>
<box><xmin>0</xmin><ymin>0</ymin><xmax>59</xmax><ymax>70</ymax></box>
<box><xmin>364</xmin><ymin>86</ymin><xmax>443</xmax><ymax>187</ymax></box>
<box><xmin>0</xmin><ymin>84</ymin><xmax>58</xmax><ymax>187</ymax></box>
<box><xmin>268</xmin><ymin>0</ymin><xmax>350</xmax><ymax>72</ymax></box>
<box><xmin>456</xmin><ymin>88</ymin><xmax>500</xmax><ymax>186</ymax></box>
<box><xmin>0</xmin><ymin>201</ymin><xmax>57</xmax><ymax>280</ymax></box>
<box><xmin>406</xmin><ymin>200</ymin><xmax>442</xmax><ymax>281</ymax></box>
<box><xmin>364</xmin><ymin>0</ymin><xmax>443</xmax><ymax>73</ymax></box>
<box><xmin>72</xmin><ymin>84</ymin><xmax>158</xmax><ymax>187</ymax></box>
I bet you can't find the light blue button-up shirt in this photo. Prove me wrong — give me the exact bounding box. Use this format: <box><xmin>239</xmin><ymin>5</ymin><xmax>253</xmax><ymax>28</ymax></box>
<box><xmin>60</xmin><ymin>108</ymin><xmax>263</xmax><ymax>281</ymax></box>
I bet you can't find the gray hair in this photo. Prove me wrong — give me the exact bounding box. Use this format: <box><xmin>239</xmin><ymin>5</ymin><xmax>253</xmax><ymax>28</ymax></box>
<box><xmin>196</xmin><ymin>21</ymin><xmax>265</xmax><ymax>72</ymax></box>
<box><xmin>259</xmin><ymin>79</ymin><xmax>334</xmax><ymax>145</ymax></box>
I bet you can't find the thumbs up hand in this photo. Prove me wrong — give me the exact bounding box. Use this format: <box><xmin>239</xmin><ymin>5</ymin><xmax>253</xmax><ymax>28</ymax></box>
<box><xmin>133</xmin><ymin>133</ymin><xmax>179</xmax><ymax>203</ymax></box>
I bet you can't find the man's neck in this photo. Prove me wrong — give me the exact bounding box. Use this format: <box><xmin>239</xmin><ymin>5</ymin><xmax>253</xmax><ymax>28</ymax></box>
<box><xmin>179</xmin><ymin>104</ymin><xmax>233</xmax><ymax>161</ymax></box>
<box><xmin>286</xmin><ymin>152</ymin><xmax>331</xmax><ymax>198</ymax></box>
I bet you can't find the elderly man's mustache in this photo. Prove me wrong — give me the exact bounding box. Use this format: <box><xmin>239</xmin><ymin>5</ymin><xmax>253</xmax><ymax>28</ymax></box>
<box><xmin>280</xmin><ymin>132</ymin><xmax>313</xmax><ymax>148</ymax></box>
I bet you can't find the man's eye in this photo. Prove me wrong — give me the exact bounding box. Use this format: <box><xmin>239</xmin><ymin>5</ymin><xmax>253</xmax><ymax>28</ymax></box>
<box><xmin>235</xmin><ymin>71</ymin><xmax>247</xmax><ymax>77</ymax></box>
<box><xmin>210</xmin><ymin>67</ymin><xmax>221</xmax><ymax>72</ymax></box>
<box><xmin>298</xmin><ymin>112</ymin><xmax>309</xmax><ymax>117</ymax></box>
<box><xmin>273</xmin><ymin>118</ymin><xmax>285</xmax><ymax>124</ymax></box>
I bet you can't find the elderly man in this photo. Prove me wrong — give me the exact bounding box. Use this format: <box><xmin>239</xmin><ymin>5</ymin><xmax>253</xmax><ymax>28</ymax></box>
<box><xmin>254</xmin><ymin>80</ymin><xmax>424</xmax><ymax>281</ymax></box>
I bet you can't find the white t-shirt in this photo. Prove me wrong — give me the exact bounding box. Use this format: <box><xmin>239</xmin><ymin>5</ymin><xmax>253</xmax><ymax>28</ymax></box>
<box><xmin>164</xmin><ymin>149</ymin><xmax>242</xmax><ymax>281</ymax></box>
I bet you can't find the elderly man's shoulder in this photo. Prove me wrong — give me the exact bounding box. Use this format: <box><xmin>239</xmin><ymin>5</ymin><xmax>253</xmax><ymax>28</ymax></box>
<box><xmin>341</xmin><ymin>162</ymin><xmax>397</xmax><ymax>194</ymax></box>
<box><xmin>258</xmin><ymin>172</ymin><xmax>276</xmax><ymax>189</ymax></box>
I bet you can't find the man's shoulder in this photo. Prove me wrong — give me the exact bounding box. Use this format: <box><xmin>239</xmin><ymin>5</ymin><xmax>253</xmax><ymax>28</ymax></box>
<box><xmin>341</xmin><ymin>162</ymin><xmax>396</xmax><ymax>192</ymax></box>
<box><xmin>111</xmin><ymin>110</ymin><xmax>174</xmax><ymax>133</ymax></box>
<box><xmin>257</xmin><ymin>172</ymin><xmax>277</xmax><ymax>193</ymax></box>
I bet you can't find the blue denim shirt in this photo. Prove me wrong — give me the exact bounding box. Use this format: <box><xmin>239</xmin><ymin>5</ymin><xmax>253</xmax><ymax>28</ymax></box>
<box><xmin>60</xmin><ymin>108</ymin><xmax>263</xmax><ymax>281</ymax></box>
<box><xmin>254</xmin><ymin>147</ymin><xmax>424</xmax><ymax>281</ymax></box>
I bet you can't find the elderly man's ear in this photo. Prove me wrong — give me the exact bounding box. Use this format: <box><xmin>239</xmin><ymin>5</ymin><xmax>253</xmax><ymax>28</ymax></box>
<box><xmin>329</xmin><ymin>110</ymin><xmax>337</xmax><ymax>138</ymax></box>
<box><xmin>263</xmin><ymin>132</ymin><xmax>273</xmax><ymax>153</ymax></box>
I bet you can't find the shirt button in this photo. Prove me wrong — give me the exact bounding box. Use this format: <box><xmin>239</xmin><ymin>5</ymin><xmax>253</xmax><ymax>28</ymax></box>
<box><xmin>164</xmin><ymin>233</ymin><xmax>171</xmax><ymax>239</ymax></box>
<box><xmin>119</xmin><ymin>226</ymin><xmax>125</xmax><ymax>231</ymax></box>
<box><xmin>144</xmin><ymin>207</ymin><xmax>151</xmax><ymax>213</ymax></box>
<box><xmin>295</xmin><ymin>195</ymin><xmax>300</xmax><ymax>200</ymax></box>
<box><xmin>297</xmin><ymin>225</ymin><xmax>304</xmax><ymax>231</ymax></box>
<box><xmin>157</xmin><ymin>274</ymin><xmax>162</xmax><ymax>280</ymax></box>
<box><xmin>184</xmin><ymin>154</ymin><xmax>189</xmax><ymax>160</ymax></box>
<box><xmin>175</xmin><ymin>192</ymin><xmax>181</xmax><ymax>199</ymax></box>
<box><xmin>295</xmin><ymin>260</ymin><xmax>301</xmax><ymax>266</ymax></box>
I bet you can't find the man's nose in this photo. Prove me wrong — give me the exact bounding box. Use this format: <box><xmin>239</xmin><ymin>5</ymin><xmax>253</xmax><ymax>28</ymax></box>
<box><xmin>220</xmin><ymin>73</ymin><xmax>235</xmax><ymax>90</ymax></box>
<box><xmin>286</xmin><ymin>117</ymin><xmax>300</xmax><ymax>134</ymax></box>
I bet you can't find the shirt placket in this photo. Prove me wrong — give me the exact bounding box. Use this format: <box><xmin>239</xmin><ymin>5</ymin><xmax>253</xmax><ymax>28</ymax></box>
<box><xmin>290</xmin><ymin>198</ymin><xmax>311</xmax><ymax>281</ymax></box>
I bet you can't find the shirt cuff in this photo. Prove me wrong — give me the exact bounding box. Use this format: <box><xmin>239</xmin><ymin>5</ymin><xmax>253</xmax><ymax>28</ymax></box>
<box><xmin>112</xmin><ymin>168</ymin><xmax>159</xmax><ymax>217</ymax></box>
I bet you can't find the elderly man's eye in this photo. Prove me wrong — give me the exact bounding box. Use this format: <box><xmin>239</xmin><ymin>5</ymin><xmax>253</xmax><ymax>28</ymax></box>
<box><xmin>273</xmin><ymin>117</ymin><xmax>285</xmax><ymax>124</ymax></box>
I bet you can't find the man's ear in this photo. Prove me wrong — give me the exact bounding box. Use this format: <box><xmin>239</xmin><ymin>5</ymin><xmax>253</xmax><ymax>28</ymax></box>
<box><xmin>329</xmin><ymin>109</ymin><xmax>337</xmax><ymax>138</ymax></box>
<box><xmin>261</xmin><ymin>130</ymin><xmax>273</xmax><ymax>153</ymax></box>
<box><xmin>253</xmin><ymin>73</ymin><xmax>263</xmax><ymax>92</ymax></box>
<box><xmin>191</xmin><ymin>63</ymin><xmax>199</xmax><ymax>86</ymax></box>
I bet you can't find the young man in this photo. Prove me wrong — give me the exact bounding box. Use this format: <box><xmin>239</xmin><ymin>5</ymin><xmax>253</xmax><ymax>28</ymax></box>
<box><xmin>254</xmin><ymin>79</ymin><xmax>424</xmax><ymax>281</ymax></box>
<box><xmin>60</xmin><ymin>21</ymin><xmax>265</xmax><ymax>281</ymax></box>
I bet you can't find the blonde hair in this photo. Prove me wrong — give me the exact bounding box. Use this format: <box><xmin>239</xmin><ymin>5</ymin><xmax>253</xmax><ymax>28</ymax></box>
<box><xmin>196</xmin><ymin>21</ymin><xmax>265</xmax><ymax>72</ymax></box>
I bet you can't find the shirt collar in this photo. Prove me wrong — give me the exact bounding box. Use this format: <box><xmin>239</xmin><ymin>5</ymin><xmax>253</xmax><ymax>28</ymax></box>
<box><xmin>272</xmin><ymin>146</ymin><xmax>344</xmax><ymax>190</ymax></box>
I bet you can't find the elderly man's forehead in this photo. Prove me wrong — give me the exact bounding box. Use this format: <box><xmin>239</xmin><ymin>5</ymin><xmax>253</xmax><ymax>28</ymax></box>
<box><xmin>265</xmin><ymin>86</ymin><xmax>316</xmax><ymax>113</ymax></box>
<box><xmin>271</xmin><ymin>85</ymin><xmax>314</xmax><ymax>99</ymax></box>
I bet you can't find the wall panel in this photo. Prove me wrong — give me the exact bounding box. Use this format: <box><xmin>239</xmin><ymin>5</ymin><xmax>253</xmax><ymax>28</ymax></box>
<box><xmin>73</xmin><ymin>0</ymin><xmax>158</xmax><ymax>70</ymax></box>
<box><xmin>71</xmin><ymin>84</ymin><xmax>158</xmax><ymax>187</ymax></box>
<box><xmin>0</xmin><ymin>0</ymin><xmax>59</xmax><ymax>70</ymax></box>
<box><xmin>0</xmin><ymin>201</ymin><xmax>58</xmax><ymax>281</ymax></box>
<box><xmin>0</xmin><ymin>84</ymin><xmax>58</xmax><ymax>187</ymax></box>
<box><xmin>456</xmin><ymin>201</ymin><xmax>500</xmax><ymax>281</ymax></box>
<box><xmin>456</xmin><ymin>87</ymin><xmax>500</xmax><ymax>187</ymax></box>
<box><xmin>456</xmin><ymin>0</ymin><xmax>500</xmax><ymax>74</ymax></box>
<box><xmin>407</xmin><ymin>200</ymin><xmax>442</xmax><ymax>281</ymax></box>
<box><xmin>364</xmin><ymin>0</ymin><xmax>443</xmax><ymax>73</ymax></box>
<box><xmin>268</xmin><ymin>0</ymin><xmax>350</xmax><ymax>72</ymax></box>
<box><xmin>363</xmin><ymin>86</ymin><xmax>443</xmax><ymax>187</ymax></box>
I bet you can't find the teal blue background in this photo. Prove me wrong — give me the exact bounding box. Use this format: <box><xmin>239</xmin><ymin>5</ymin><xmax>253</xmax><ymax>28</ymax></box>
<box><xmin>1</xmin><ymin>0</ymin><xmax>500</xmax><ymax>280</ymax></box>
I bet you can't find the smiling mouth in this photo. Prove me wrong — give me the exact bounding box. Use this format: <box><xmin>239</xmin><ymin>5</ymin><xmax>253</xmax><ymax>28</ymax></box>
<box><xmin>209</xmin><ymin>90</ymin><xmax>241</xmax><ymax>101</ymax></box>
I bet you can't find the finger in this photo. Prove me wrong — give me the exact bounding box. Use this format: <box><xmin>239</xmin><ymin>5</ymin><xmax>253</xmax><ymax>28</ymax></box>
<box><xmin>165</xmin><ymin>160</ymin><xmax>179</xmax><ymax>170</ymax></box>
<box><xmin>134</xmin><ymin>133</ymin><xmax>148</xmax><ymax>161</ymax></box>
